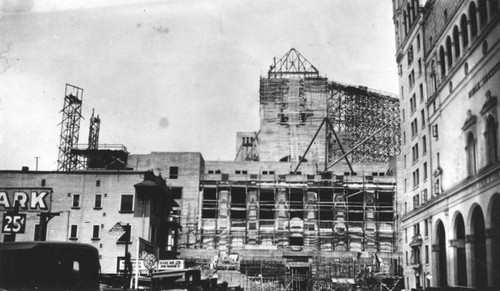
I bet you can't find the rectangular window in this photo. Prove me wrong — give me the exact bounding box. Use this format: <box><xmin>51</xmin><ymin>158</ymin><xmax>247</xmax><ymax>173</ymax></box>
<box><xmin>413</xmin><ymin>194</ymin><xmax>420</xmax><ymax>209</ymax></box>
<box><xmin>170</xmin><ymin>187</ymin><xmax>182</xmax><ymax>199</ymax></box>
<box><xmin>94</xmin><ymin>194</ymin><xmax>102</xmax><ymax>209</ymax></box>
<box><xmin>410</xmin><ymin>95</ymin><xmax>417</xmax><ymax>113</ymax></box>
<box><xmin>41</xmin><ymin>179</ymin><xmax>46</xmax><ymax>186</ymax></box>
<box><xmin>414</xmin><ymin>223</ymin><xmax>420</xmax><ymax>235</ymax></box>
<box><xmin>432</xmin><ymin>124</ymin><xmax>439</xmax><ymax>138</ymax></box>
<box><xmin>424</xmin><ymin>219</ymin><xmax>429</xmax><ymax>236</ymax></box>
<box><xmin>421</xmin><ymin>109</ymin><xmax>425</xmax><ymax>128</ymax></box>
<box><xmin>404</xmin><ymin>155</ymin><xmax>407</xmax><ymax>168</ymax></box>
<box><xmin>92</xmin><ymin>225</ymin><xmax>100</xmax><ymax>240</ymax></box>
<box><xmin>96</xmin><ymin>180</ymin><xmax>101</xmax><ymax>187</ymax></box>
<box><xmin>169</xmin><ymin>166</ymin><xmax>179</xmax><ymax>179</ymax></box>
<box><xmin>120</xmin><ymin>195</ymin><xmax>134</xmax><ymax>212</ymax></box>
<box><xmin>72</xmin><ymin>194</ymin><xmax>80</xmax><ymax>208</ymax></box>
<box><xmin>405</xmin><ymin>228</ymin><xmax>408</xmax><ymax>243</ymax></box>
<box><xmin>407</xmin><ymin>45</ymin><xmax>414</xmax><ymax>65</ymax></box>
<box><xmin>419</xmin><ymin>83</ymin><xmax>424</xmax><ymax>103</ymax></box>
<box><xmin>70</xmin><ymin>225</ymin><xmax>78</xmax><ymax>240</ymax></box>
<box><xmin>406</xmin><ymin>251</ymin><xmax>409</xmax><ymax>266</ymax></box>
<box><xmin>417</xmin><ymin>33</ymin><xmax>421</xmax><ymax>51</ymax></box>
<box><xmin>423</xmin><ymin>162</ymin><xmax>428</xmax><ymax>180</ymax></box>
<box><xmin>413</xmin><ymin>169</ymin><xmax>420</xmax><ymax>188</ymax></box>
<box><xmin>434</xmin><ymin>178</ymin><xmax>441</xmax><ymax>195</ymax></box>
<box><xmin>422</xmin><ymin>189</ymin><xmax>428</xmax><ymax>204</ymax></box>
<box><xmin>412</xmin><ymin>144</ymin><xmax>419</xmax><ymax>162</ymax></box>
<box><xmin>425</xmin><ymin>245</ymin><xmax>429</xmax><ymax>264</ymax></box>
<box><xmin>418</xmin><ymin>58</ymin><xmax>422</xmax><ymax>76</ymax></box>
<box><xmin>422</xmin><ymin>135</ymin><xmax>427</xmax><ymax>154</ymax></box>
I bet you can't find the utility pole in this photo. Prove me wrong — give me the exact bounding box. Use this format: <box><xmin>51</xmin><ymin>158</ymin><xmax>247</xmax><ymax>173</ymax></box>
<box><xmin>123</xmin><ymin>224</ymin><xmax>131</xmax><ymax>291</ymax></box>
<box><xmin>35</xmin><ymin>157</ymin><xmax>40</xmax><ymax>171</ymax></box>
<box><xmin>36</xmin><ymin>212</ymin><xmax>60</xmax><ymax>241</ymax></box>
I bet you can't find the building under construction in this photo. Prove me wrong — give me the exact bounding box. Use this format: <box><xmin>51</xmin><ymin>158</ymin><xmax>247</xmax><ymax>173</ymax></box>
<box><xmin>8</xmin><ymin>49</ymin><xmax>401</xmax><ymax>290</ymax></box>
<box><xmin>128</xmin><ymin>49</ymin><xmax>402</xmax><ymax>290</ymax></box>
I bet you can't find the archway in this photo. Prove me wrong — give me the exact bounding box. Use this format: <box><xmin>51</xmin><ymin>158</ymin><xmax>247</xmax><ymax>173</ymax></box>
<box><xmin>472</xmin><ymin>206</ymin><xmax>487</xmax><ymax>287</ymax></box>
<box><xmin>491</xmin><ymin>195</ymin><xmax>500</xmax><ymax>287</ymax></box>
<box><xmin>436</xmin><ymin>220</ymin><xmax>448</xmax><ymax>287</ymax></box>
<box><xmin>455</xmin><ymin>213</ymin><xmax>467</xmax><ymax>286</ymax></box>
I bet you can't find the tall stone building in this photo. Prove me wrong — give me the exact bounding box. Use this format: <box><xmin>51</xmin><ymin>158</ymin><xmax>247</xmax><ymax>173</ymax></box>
<box><xmin>393</xmin><ymin>0</ymin><xmax>500</xmax><ymax>289</ymax></box>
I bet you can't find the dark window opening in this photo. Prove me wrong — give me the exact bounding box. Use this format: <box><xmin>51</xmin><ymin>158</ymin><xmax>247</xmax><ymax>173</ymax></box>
<box><xmin>41</xmin><ymin>179</ymin><xmax>46</xmax><ymax>186</ymax></box>
<box><xmin>96</xmin><ymin>180</ymin><xmax>100</xmax><ymax>187</ymax></box>
<box><xmin>231</xmin><ymin>187</ymin><xmax>247</xmax><ymax>220</ymax></box>
<box><xmin>69</xmin><ymin>225</ymin><xmax>78</xmax><ymax>240</ymax></box>
<box><xmin>347</xmin><ymin>191</ymin><xmax>363</xmax><ymax>221</ymax></box>
<box><xmin>290</xmin><ymin>189</ymin><xmax>304</xmax><ymax>219</ymax></box>
<box><xmin>290</xmin><ymin>236</ymin><xmax>304</xmax><ymax>246</ymax></box>
<box><xmin>94</xmin><ymin>194</ymin><xmax>102</xmax><ymax>209</ymax></box>
<box><xmin>72</xmin><ymin>195</ymin><xmax>80</xmax><ymax>209</ymax></box>
<box><xmin>92</xmin><ymin>225</ymin><xmax>100</xmax><ymax>240</ymax></box>
<box><xmin>120</xmin><ymin>195</ymin><xmax>134</xmax><ymax>212</ymax></box>
<box><xmin>170</xmin><ymin>187</ymin><xmax>183</xmax><ymax>199</ymax></box>
<box><xmin>259</xmin><ymin>190</ymin><xmax>274</xmax><ymax>220</ymax></box>
<box><xmin>169</xmin><ymin>167</ymin><xmax>178</xmax><ymax>179</ymax></box>
<box><xmin>202</xmin><ymin>188</ymin><xmax>217</xmax><ymax>218</ymax></box>
<box><xmin>377</xmin><ymin>192</ymin><xmax>394</xmax><ymax>222</ymax></box>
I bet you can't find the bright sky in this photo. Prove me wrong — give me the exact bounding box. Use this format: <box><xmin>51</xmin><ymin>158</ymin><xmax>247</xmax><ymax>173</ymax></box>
<box><xmin>0</xmin><ymin>0</ymin><xmax>398</xmax><ymax>171</ymax></box>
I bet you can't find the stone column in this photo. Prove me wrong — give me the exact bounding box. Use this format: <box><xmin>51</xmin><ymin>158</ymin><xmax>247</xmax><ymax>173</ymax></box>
<box><xmin>467</xmin><ymin>19</ymin><xmax>473</xmax><ymax>43</ymax></box>
<box><xmin>466</xmin><ymin>234</ymin><xmax>476</xmax><ymax>288</ymax></box>
<box><xmin>449</xmin><ymin>240</ymin><xmax>458</xmax><ymax>286</ymax></box>
<box><xmin>432</xmin><ymin>244</ymin><xmax>440</xmax><ymax>287</ymax></box>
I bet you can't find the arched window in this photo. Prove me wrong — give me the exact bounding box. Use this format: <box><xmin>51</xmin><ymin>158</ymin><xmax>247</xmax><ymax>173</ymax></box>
<box><xmin>446</xmin><ymin>36</ymin><xmax>453</xmax><ymax>69</ymax></box>
<box><xmin>453</xmin><ymin>26</ymin><xmax>461</xmax><ymax>59</ymax></box>
<box><xmin>467</xmin><ymin>132</ymin><xmax>477</xmax><ymax>176</ymax></box>
<box><xmin>470</xmin><ymin>2</ymin><xmax>478</xmax><ymax>39</ymax></box>
<box><xmin>439</xmin><ymin>46</ymin><xmax>446</xmax><ymax>77</ymax></box>
<box><xmin>486</xmin><ymin>116</ymin><xmax>498</xmax><ymax>164</ymax></box>
<box><xmin>461</xmin><ymin>14</ymin><xmax>469</xmax><ymax>48</ymax></box>
<box><xmin>479</xmin><ymin>0</ymin><xmax>488</xmax><ymax>27</ymax></box>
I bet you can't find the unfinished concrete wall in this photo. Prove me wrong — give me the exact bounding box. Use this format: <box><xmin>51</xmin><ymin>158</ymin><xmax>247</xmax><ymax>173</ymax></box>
<box><xmin>258</xmin><ymin>77</ymin><xmax>328</xmax><ymax>167</ymax></box>
<box><xmin>127</xmin><ymin>152</ymin><xmax>204</xmax><ymax>248</ymax></box>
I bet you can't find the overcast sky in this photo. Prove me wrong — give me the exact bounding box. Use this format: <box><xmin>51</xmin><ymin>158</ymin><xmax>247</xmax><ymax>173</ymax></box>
<box><xmin>0</xmin><ymin>0</ymin><xmax>398</xmax><ymax>171</ymax></box>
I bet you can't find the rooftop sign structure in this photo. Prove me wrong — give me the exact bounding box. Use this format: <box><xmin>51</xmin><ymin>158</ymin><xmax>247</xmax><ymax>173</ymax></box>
<box><xmin>268</xmin><ymin>48</ymin><xmax>319</xmax><ymax>79</ymax></box>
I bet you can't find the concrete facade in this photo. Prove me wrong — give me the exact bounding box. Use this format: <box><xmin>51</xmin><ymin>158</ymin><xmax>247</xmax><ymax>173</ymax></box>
<box><xmin>0</xmin><ymin>170</ymin><xmax>157</xmax><ymax>274</ymax></box>
<box><xmin>393</xmin><ymin>0</ymin><xmax>500</xmax><ymax>289</ymax></box>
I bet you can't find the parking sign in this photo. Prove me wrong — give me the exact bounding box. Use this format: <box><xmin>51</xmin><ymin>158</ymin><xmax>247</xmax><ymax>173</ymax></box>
<box><xmin>2</xmin><ymin>213</ymin><xmax>26</xmax><ymax>234</ymax></box>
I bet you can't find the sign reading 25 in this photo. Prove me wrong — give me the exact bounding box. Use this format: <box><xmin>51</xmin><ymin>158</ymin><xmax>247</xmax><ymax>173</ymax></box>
<box><xmin>2</xmin><ymin>213</ymin><xmax>26</xmax><ymax>234</ymax></box>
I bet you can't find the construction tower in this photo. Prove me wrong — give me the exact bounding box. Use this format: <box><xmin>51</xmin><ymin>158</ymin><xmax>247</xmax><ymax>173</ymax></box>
<box><xmin>56</xmin><ymin>84</ymin><xmax>84</xmax><ymax>171</ymax></box>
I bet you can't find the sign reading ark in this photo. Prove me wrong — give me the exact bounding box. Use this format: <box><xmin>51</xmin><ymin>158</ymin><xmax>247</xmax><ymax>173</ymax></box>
<box><xmin>0</xmin><ymin>188</ymin><xmax>52</xmax><ymax>212</ymax></box>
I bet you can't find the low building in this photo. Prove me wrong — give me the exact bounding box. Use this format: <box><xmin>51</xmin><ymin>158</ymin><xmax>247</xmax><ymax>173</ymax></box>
<box><xmin>0</xmin><ymin>169</ymin><xmax>178</xmax><ymax>274</ymax></box>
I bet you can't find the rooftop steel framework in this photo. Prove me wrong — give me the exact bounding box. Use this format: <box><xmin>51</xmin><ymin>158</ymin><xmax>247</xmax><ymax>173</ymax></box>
<box><xmin>56</xmin><ymin>84</ymin><xmax>84</xmax><ymax>171</ymax></box>
<box><xmin>268</xmin><ymin>48</ymin><xmax>319</xmax><ymax>79</ymax></box>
